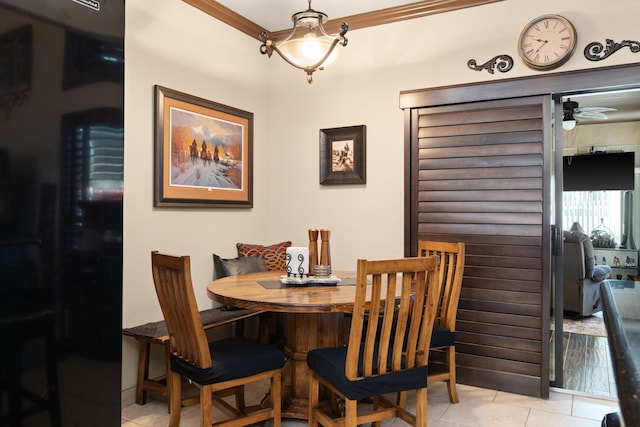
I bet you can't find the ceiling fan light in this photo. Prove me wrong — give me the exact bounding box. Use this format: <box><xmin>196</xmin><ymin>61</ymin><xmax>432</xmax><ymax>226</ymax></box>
<box><xmin>562</xmin><ymin>119</ymin><xmax>576</xmax><ymax>130</ymax></box>
<box><xmin>562</xmin><ymin>98</ymin><xmax>579</xmax><ymax>130</ymax></box>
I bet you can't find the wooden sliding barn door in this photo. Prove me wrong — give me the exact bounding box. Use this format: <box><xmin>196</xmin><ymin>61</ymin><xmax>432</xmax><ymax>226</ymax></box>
<box><xmin>405</xmin><ymin>95</ymin><xmax>552</xmax><ymax>398</ymax></box>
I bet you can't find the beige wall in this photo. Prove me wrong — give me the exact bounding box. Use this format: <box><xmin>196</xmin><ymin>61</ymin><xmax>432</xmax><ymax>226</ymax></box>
<box><xmin>563</xmin><ymin>122</ymin><xmax>640</xmax><ymax>156</ymax></box>
<box><xmin>122</xmin><ymin>0</ymin><xmax>640</xmax><ymax>392</ymax></box>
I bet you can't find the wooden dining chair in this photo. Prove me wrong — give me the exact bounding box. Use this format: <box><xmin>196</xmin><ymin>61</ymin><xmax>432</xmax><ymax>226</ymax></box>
<box><xmin>307</xmin><ymin>256</ymin><xmax>442</xmax><ymax>427</ymax></box>
<box><xmin>418</xmin><ymin>240</ymin><xmax>465</xmax><ymax>404</ymax></box>
<box><xmin>150</xmin><ymin>251</ymin><xmax>284</xmax><ymax>427</ymax></box>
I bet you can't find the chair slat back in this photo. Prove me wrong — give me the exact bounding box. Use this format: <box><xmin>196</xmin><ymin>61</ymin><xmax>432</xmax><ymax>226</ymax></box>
<box><xmin>345</xmin><ymin>256</ymin><xmax>440</xmax><ymax>380</ymax></box>
<box><xmin>417</xmin><ymin>241</ymin><xmax>465</xmax><ymax>331</ymax></box>
<box><xmin>151</xmin><ymin>251</ymin><xmax>211</xmax><ymax>368</ymax></box>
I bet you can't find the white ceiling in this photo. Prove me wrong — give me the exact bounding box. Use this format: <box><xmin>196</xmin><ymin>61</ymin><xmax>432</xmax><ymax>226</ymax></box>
<box><xmin>215</xmin><ymin>0</ymin><xmax>413</xmax><ymax>31</ymax></box>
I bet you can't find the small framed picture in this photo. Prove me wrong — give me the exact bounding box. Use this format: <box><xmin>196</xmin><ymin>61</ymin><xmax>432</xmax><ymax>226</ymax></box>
<box><xmin>319</xmin><ymin>125</ymin><xmax>366</xmax><ymax>185</ymax></box>
<box><xmin>154</xmin><ymin>85</ymin><xmax>253</xmax><ymax>207</ymax></box>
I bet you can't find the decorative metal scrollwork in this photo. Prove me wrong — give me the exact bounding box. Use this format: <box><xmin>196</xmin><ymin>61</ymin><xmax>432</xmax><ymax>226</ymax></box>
<box><xmin>584</xmin><ymin>38</ymin><xmax>640</xmax><ymax>61</ymax></box>
<box><xmin>467</xmin><ymin>55</ymin><xmax>513</xmax><ymax>74</ymax></box>
<box><xmin>0</xmin><ymin>91</ymin><xmax>29</xmax><ymax>119</ymax></box>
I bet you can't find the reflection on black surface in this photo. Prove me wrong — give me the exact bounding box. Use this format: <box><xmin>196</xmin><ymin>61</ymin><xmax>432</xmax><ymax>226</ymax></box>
<box><xmin>0</xmin><ymin>2</ymin><xmax>123</xmax><ymax>425</ymax></box>
<box><xmin>0</xmin><ymin>24</ymin><xmax>32</xmax><ymax>119</ymax></box>
<box><xmin>63</xmin><ymin>29</ymin><xmax>124</xmax><ymax>90</ymax></box>
<box><xmin>0</xmin><ymin>240</ymin><xmax>61</xmax><ymax>427</ymax></box>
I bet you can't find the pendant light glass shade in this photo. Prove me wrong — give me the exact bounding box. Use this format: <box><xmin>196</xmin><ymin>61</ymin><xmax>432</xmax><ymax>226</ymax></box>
<box><xmin>260</xmin><ymin>1</ymin><xmax>348</xmax><ymax>83</ymax></box>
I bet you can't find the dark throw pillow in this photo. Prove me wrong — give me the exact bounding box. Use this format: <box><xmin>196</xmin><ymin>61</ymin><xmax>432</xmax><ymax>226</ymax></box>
<box><xmin>212</xmin><ymin>253</ymin><xmax>266</xmax><ymax>280</ymax></box>
<box><xmin>212</xmin><ymin>253</ymin><xmax>266</xmax><ymax>311</ymax></box>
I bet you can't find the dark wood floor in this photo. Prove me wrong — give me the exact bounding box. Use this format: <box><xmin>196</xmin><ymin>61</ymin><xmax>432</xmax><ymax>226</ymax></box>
<box><xmin>562</xmin><ymin>331</ymin><xmax>616</xmax><ymax>398</ymax></box>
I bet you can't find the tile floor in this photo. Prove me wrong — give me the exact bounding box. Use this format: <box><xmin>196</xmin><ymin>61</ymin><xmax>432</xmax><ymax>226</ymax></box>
<box><xmin>121</xmin><ymin>380</ymin><xmax>620</xmax><ymax>426</ymax></box>
<box><xmin>122</xmin><ymin>314</ymin><xmax>621</xmax><ymax>426</ymax></box>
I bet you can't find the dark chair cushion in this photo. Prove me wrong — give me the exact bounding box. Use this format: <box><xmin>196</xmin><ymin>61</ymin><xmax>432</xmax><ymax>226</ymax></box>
<box><xmin>122</xmin><ymin>307</ymin><xmax>260</xmax><ymax>339</ymax></box>
<box><xmin>307</xmin><ymin>345</ymin><xmax>428</xmax><ymax>401</ymax></box>
<box><xmin>430</xmin><ymin>324</ymin><xmax>455</xmax><ymax>348</ymax></box>
<box><xmin>170</xmin><ymin>336</ymin><xmax>285</xmax><ymax>385</ymax></box>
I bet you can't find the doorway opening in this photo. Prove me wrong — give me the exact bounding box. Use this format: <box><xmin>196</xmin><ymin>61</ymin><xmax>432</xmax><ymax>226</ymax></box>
<box><xmin>555</xmin><ymin>88</ymin><xmax>640</xmax><ymax>398</ymax></box>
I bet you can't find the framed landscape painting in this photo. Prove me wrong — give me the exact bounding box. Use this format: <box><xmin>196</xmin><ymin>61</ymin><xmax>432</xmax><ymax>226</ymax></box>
<box><xmin>154</xmin><ymin>85</ymin><xmax>253</xmax><ymax>207</ymax></box>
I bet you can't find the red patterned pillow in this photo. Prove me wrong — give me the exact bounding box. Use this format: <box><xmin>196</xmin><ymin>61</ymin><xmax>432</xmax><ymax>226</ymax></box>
<box><xmin>236</xmin><ymin>241</ymin><xmax>292</xmax><ymax>271</ymax></box>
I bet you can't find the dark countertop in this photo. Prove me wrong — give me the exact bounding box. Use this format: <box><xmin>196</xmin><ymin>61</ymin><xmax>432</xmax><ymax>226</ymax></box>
<box><xmin>600</xmin><ymin>281</ymin><xmax>640</xmax><ymax>425</ymax></box>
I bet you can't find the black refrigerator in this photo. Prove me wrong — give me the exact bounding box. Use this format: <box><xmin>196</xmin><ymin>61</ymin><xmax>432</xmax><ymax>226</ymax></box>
<box><xmin>0</xmin><ymin>1</ymin><xmax>124</xmax><ymax>425</ymax></box>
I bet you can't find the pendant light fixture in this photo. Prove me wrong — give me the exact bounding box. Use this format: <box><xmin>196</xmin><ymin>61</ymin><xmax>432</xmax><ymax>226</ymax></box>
<box><xmin>259</xmin><ymin>1</ymin><xmax>348</xmax><ymax>84</ymax></box>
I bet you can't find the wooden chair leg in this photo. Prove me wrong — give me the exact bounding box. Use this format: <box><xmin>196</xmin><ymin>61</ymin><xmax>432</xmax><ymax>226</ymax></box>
<box><xmin>200</xmin><ymin>385</ymin><xmax>213</xmax><ymax>427</ymax></box>
<box><xmin>344</xmin><ymin>398</ymin><xmax>358</xmax><ymax>427</ymax></box>
<box><xmin>234</xmin><ymin>385</ymin><xmax>245</xmax><ymax>413</ymax></box>
<box><xmin>415</xmin><ymin>388</ymin><xmax>427</xmax><ymax>427</ymax></box>
<box><xmin>272</xmin><ymin>370</ymin><xmax>282</xmax><ymax>427</ymax></box>
<box><xmin>446</xmin><ymin>346</ymin><xmax>459</xmax><ymax>404</ymax></box>
<box><xmin>166</xmin><ymin>370</ymin><xmax>182</xmax><ymax>427</ymax></box>
<box><xmin>135</xmin><ymin>337</ymin><xmax>151</xmax><ymax>405</ymax></box>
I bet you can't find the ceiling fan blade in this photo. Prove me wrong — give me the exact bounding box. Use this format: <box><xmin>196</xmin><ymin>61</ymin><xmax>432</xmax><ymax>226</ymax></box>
<box><xmin>574</xmin><ymin>106</ymin><xmax>617</xmax><ymax>113</ymax></box>
<box><xmin>574</xmin><ymin>111</ymin><xmax>609</xmax><ymax>119</ymax></box>
<box><xmin>572</xmin><ymin>106</ymin><xmax>616</xmax><ymax>120</ymax></box>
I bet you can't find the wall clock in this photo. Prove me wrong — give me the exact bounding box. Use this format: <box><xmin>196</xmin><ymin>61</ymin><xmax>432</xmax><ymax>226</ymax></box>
<box><xmin>518</xmin><ymin>14</ymin><xmax>577</xmax><ymax>71</ymax></box>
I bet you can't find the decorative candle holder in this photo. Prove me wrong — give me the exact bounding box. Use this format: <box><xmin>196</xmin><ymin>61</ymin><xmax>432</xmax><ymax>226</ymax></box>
<box><xmin>286</xmin><ymin>247</ymin><xmax>309</xmax><ymax>278</ymax></box>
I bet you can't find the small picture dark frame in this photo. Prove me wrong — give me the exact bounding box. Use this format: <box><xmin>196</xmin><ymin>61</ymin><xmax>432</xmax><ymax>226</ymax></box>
<box><xmin>319</xmin><ymin>125</ymin><xmax>366</xmax><ymax>185</ymax></box>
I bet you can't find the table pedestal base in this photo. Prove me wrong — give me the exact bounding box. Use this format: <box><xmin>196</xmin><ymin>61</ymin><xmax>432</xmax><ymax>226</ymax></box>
<box><xmin>281</xmin><ymin>311</ymin><xmax>345</xmax><ymax>420</ymax></box>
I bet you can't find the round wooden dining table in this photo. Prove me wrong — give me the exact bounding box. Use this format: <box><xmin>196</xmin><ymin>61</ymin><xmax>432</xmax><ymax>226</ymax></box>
<box><xmin>207</xmin><ymin>270</ymin><xmax>395</xmax><ymax>420</ymax></box>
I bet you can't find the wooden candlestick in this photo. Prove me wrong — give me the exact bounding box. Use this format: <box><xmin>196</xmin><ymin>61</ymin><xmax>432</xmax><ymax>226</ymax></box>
<box><xmin>308</xmin><ymin>229</ymin><xmax>319</xmax><ymax>275</ymax></box>
<box><xmin>319</xmin><ymin>229</ymin><xmax>331</xmax><ymax>273</ymax></box>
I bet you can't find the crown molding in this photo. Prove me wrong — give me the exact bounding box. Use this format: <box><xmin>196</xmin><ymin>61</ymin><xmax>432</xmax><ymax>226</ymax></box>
<box><xmin>183</xmin><ymin>0</ymin><xmax>268</xmax><ymax>39</ymax></box>
<box><xmin>183</xmin><ymin>0</ymin><xmax>503</xmax><ymax>41</ymax></box>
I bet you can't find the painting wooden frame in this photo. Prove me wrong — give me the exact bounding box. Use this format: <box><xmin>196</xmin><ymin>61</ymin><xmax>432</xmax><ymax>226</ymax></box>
<box><xmin>154</xmin><ymin>85</ymin><xmax>253</xmax><ymax>207</ymax></box>
<box><xmin>0</xmin><ymin>25</ymin><xmax>32</xmax><ymax>117</ymax></box>
<box><xmin>319</xmin><ymin>125</ymin><xmax>366</xmax><ymax>185</ymax></box>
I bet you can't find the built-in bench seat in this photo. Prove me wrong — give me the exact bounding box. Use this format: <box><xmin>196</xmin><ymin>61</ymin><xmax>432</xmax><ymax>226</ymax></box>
<box><xmin>122</xmin><ymin>307</ymin><xmax>265</xmax><ymax>407</ymax></box>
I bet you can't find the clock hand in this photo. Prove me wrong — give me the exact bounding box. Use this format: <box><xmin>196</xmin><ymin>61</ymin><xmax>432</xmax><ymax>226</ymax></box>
<box><xmin>534</xmin><ymin>39</ymin><xmax>548</xmax><ymax>54</ymax></box>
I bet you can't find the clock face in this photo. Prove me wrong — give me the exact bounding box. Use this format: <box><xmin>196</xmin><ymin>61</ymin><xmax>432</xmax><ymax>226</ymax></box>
<box><xmin>518</xmin><ymin>15</ymin><xmax>577</xmax><ymax>70</ymax></box>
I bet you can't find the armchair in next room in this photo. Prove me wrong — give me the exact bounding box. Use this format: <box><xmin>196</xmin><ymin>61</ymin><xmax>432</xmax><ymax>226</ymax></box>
<box><xmin>563</xmin><ymin>229</ymin><xmax>612</xmax><ymax>317</ymax></box>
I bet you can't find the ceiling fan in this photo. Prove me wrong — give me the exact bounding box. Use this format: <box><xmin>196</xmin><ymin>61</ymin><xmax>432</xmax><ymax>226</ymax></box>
<box><xmin>562</xmin><ymin>98</ymin><xmax>616</xmax><ymax>130</ymax></box>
